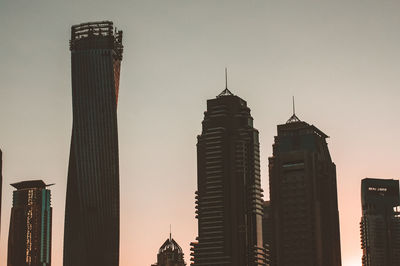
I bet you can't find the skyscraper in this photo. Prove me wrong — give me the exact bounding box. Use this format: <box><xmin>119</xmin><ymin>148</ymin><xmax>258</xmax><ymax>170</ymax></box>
<box><xmin>7</xmin><ymin>180</ymin><xmax>52</xmax><ymax>266</ymax></box>
<box><xmin>269</xmin><ymin>112</ymin><xmax>342</xmax><ymax>266</ymax></box>
<box><xmin>63</xmin><ymin>21</ymin><xmax>123</xmax><ymax>266</ymax></box>
<box><xmin>151</xmin><ymin>233</ymin><xmax>186</xmax><ymax>266</ymax></box>
<box><xmin>191</xmin><ymin>88</ymin><xmax>267</xmax><ymax>266</ymax></box>
<box><xmin>360</xmin><ymin>178</ymin><xmax>400</xmax><ymax>266</ymax></box>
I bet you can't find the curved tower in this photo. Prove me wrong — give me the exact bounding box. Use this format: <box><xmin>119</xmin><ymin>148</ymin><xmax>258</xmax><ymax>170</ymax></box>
<box><xmin>63</xmin><ymin>21</ymin><xmax>123</xmax><ymax>266</ymax></box>
<box><xmin>191</xmin><ymin>88</ymin><xmax>267</xmax><ymax>266</ymax></box>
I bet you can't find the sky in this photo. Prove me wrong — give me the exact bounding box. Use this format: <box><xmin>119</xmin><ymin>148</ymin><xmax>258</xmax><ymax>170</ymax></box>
<box><xmin>1</xmin><ymin>0</ymin><xmax>400</xmax><ymax>265</ymax></box>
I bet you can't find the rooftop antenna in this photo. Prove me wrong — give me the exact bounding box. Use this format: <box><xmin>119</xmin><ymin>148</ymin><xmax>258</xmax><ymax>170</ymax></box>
<box><xmin>292</xmin><ymin>96</ymin><xmax>295</xmax><ymax>116</ymax></box>
<box><xmin>217</xmin><ymin>68</ymin><xmax>234</xmax><ymax>97</ymax></box>
<box><xmin>170</xmin><ymin>224</ymin><xmax>172</xmax><ymax>241</ymax></box>
<box><xmin>286</xmin><ymin>96</ymin><xmax>300</xmax><ymax>123</ymax></box>
<box><xmin>225</xmin><ymin>67</ymin><xmax>228</xmax><ymax>89</ymax></box>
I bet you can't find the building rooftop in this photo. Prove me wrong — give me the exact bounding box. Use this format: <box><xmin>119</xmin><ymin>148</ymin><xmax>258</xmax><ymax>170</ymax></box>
<box><xmin>286</xmin><ymin>113</ymin><xmax>301</xmax><ymax>123</ymax></box>
<box><xmin>11</xmin><ymin>180</ymin><xmax>53</xmax><ymax>190</ymax></box>
<box><xmin>158</xmin><ymin>234</ymin><xmax>183</xmax><ymax>254</ymax></box>
<box><xmin>70</xmin><ymin>20</ymin><xmax>123</xmax><ymax>59</ymax></box>
<box><xmin>361</xmin><ymin>178</ymin><xmax>400</xmax><ymax>207</ymax></box>
<box><xmin>217</xmin><ymin>88</ymin><xmax>234</xmax><ymax>98</ymax></box>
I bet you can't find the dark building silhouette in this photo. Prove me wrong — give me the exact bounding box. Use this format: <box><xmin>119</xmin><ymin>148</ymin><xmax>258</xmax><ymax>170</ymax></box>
<box><xmin>7</xmin><ymin>180</ymin><xmax>52</xmax><ymax>266</ymax></box>
<box><xmin>191</xmin><ymin>88</ymin><xmax>267</xmax><ymax>266</ymax></box>
<box><xmin>262</xmin><ymin>201</ymin><xmax>272</xmax><ymax>266</ymax></box>
<box><xmin>360</xmin><ymin>178</ymin><xmax>400</xmax><ymax>266</ymax></box>
<box><xmin>269</xmin><ymin>112</ymin><xmax>342</xmax><ymax>266</ymax></box>
<box><xmin>63</xmin><ymin>21</ymin><xmax>123</xmax><ymax>266</ymax></box>
<box><xmin>151</xmin><ymin>233</ymin><xmax>186</xmax><ymax>266</ymax></box>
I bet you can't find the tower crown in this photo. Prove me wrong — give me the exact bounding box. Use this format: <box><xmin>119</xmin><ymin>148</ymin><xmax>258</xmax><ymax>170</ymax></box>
<box><xmin>286</xmin><ymin>113</ymin><xmax>301</xmax><ymax>123</ymax></box>
<box><xmin>11</xmin><ymin>180</ymin><xmax>53</xmax><ymax>190</ymax></box>
<box><xmin>217</xmin><ymin>88</ymin><xmax>234</xmax><ymax>97</ymax></box>
<box><xmin>158</xmin><ymin>237</ymin><xmax>183</xmax><ymax>254</ymax></box>
<box><xmin>70</xmin><ymin>21</ymin><xmax>123</xmax><ymax>59</ymax></box>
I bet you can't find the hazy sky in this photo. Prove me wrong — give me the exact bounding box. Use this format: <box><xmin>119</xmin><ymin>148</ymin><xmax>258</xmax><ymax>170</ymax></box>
<box><xmin>1</xmin><ymin>0</ymin><xmax>400</xmax><ymax>265</ymax></box>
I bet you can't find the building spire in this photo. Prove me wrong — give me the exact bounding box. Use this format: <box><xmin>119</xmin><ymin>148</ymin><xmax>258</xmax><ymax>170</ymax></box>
<box><xmin>170</xmin><ymin>224</ymin><xmax>172</xmax><ymax>241</ymax></box>
<box><xmin>286</xmin><ymin>96</ymin><xmax>301</xmax><ymax>123</ymax></box>
<box><xmin>225</xmin><ymin>67</ymin><xmax>228</xmax><ymax>89</ymax></box>
<box><xmin>217</xmin><ymin>67</ymin><xmax>234</xmax><ymax>97</ymax></box>
<box><xmin>293</xmin><ymin>96</ymin><xmax>296</xmax><ymax>116</ymax></box>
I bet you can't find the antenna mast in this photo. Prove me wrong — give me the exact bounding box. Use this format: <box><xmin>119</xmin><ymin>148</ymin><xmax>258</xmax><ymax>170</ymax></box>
<box><xmin>225</xmin><ymin>67</ymin><xmax>228</xmax><ymax>89</ymax></box>
<box><xmin>217</xmin><ymin>68</ymin><xmax>234</xmax><ymax>97</ymax></box>
<box><xmin>293</xmin><ymin>96</ymin><xmax>295</xmax><ymax>115</ymax></box>
<box><xmin>286</xmin><ymin>96</ymin><xmax>300</xmax><ymax>123</ymax></box>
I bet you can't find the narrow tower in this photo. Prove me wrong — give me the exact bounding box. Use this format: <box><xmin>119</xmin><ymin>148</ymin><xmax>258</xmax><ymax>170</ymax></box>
<box><xmin>360</xmin><ymin>178</ymin><xmax>400</xmax><ymax>266</ymax></box>
<box><xmin>63</xmin><ymin>21</ymin><xmax>123</xmax><ymax>266</ymax></box>
<box><xmin>191</xmin><ymin>86</ymin><xmax>267</xmax><ymax>265</ymax></box>
<box><xmin>7</xmin><ymin>180</ymin><xmax>52</xmax><ymax>266</ymax></box>
<box><xmin>269</xmin><ymin>110</ymin><xmax>342</xmax><ymax>266</ymax></box>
